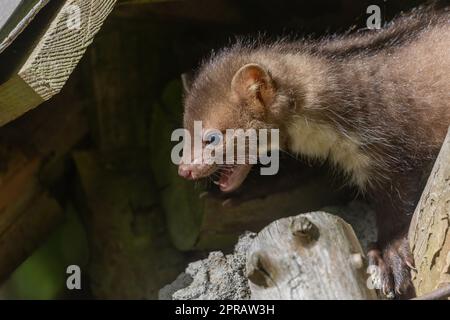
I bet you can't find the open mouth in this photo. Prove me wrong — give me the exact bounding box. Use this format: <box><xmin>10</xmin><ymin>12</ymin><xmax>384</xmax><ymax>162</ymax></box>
<box><xmin>215</xmin><ymin>164</ymin><xmax>252</xmax><ymax>193</ymax></box>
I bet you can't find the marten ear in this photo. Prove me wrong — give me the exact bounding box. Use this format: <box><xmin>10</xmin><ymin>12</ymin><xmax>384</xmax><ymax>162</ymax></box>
<box><xmin>231</xmin><ymin>64</ymin><xmax>275</xmax><ymax>109</ymax></box>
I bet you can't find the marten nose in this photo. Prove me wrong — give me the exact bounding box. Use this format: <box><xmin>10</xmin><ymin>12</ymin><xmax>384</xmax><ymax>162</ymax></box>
<box><xmin>178</xmin><ymin>166</ymin><xmax>193</xmax><ymax>179</ymax></box>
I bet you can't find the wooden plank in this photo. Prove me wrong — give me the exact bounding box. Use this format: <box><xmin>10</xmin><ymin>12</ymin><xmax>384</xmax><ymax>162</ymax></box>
<box><xmin>0</xmin><ymin>0</ymin><xmax>117</xmax><ymax>127</ymax></box>
<box><xmin>409</xmin><ymin>127</ymin><xmax>450</xmax><ymax>297</ymax></box>
<box><xmin>19</xmin><ymin>0</ymin><xmax>117</xmax><ymax>100</ymax></box>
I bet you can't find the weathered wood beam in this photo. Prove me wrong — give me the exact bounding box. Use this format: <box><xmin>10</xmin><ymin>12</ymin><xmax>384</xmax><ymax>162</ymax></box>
<box><xmin>0</xmin><ymin>0</ymin><xmax>117</xmax><ymax>127</ymax></box>
<box><xmin>409</xmin><ymin>127</ymin><xmax>450</xmax><ymax>297</ymax></box>
<box><xmin>247</xmin><ymin>212</ymin><xmax>377</xmax><ymax>299</ymax></box>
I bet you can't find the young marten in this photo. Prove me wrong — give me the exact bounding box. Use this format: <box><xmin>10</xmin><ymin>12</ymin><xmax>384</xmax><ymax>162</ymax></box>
<box><xmin>178</xmin><ymin>5</ymin><xmax>450</xmax><ymax>298</ymax></box>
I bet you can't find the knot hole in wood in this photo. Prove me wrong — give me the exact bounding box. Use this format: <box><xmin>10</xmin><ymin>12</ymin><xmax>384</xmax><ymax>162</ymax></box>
<box><xmin>290</xmin><ymin>215</ymin><xmax>319</xmax><ymax>245</ymax></box>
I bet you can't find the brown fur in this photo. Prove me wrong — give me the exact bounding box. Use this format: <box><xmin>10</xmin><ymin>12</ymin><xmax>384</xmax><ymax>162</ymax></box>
<box><xmin>182</xmin><ymin>5</ymin><xmax>450</xmax><ymax>297</ymax></box>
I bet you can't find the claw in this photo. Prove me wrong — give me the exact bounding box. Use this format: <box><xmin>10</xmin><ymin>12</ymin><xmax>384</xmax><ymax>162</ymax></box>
<box><xmin>368</xmin><ymin>238</ymin><xmax>415</xmax><ymax>299</ymax></box>
<box><xmin>404</xmin><ymin>253</ymin><xmax>416</xmax><ymax>271</ymax></box>
<box><xmin>385</xmin><ymin>291</ymin><xmax>395</xmax><ymax>300</ymax></box>
<box><xmin>405</xmin><ymin>259</ymin><xmax>416</xmax><ymax>271</ymax></box>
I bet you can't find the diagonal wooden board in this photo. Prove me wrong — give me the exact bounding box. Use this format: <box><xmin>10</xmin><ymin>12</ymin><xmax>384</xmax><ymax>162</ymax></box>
<box><xmin>0</xmin><ymin>0</ymin><xmax>117</xmax><ymax>127</ymax></box>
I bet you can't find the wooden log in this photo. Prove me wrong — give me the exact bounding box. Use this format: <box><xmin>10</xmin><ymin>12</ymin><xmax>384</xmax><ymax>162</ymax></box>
<box><xmin>0</xmin><ymin>0</ymin><xmax>117</xmax><ymax>127</ymax></box>
<box><xmin>246</xmin><ymin>212</ymin><xmax>377</xmax><ymax>299</ymax></box>
<box><xmin>409</xmin><ymin>127</ymin><xmax>450</xmax><ymax>297</ymax></box>
<box><xmin>162</xmin><ymin>212</ymin><xmax>377</xmax><ymax>300</ymax></box>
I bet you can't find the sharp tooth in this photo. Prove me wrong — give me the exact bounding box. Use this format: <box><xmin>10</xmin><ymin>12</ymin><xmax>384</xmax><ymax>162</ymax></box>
<box><xmin>213</xmin><ymin>181</ymin><xmax>220</xmax><ymax>185</ymax></box>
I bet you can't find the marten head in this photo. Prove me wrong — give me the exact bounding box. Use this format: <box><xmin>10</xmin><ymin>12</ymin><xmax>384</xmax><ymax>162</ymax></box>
<box><xmin>178</xmin><ymin>50</ymin><xmax>290</xmax><ymax>192</ymax></box>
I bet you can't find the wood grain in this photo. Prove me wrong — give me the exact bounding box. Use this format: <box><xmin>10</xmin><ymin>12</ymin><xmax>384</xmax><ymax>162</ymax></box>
<box><xmin>20</xmin><ymin>0</ymin><xmax>117</xmax><ymax>100</ymax></box>
<box><xmin>0</xmin><ymin>0</ymin><xmax>117</xmax><ymax>127</ymax></box>
<box><xmin>409</xmin><ymin>127</ymin><xmax>450</xmax><ymax>297</ymax></box>
<box><xmin>247</xmin><ymin>212</ymin><xmax>377</xmax><ymax>299</ymax></box>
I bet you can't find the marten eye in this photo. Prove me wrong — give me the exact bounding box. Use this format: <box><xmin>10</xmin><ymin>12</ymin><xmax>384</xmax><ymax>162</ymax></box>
<box><xmin>204</xmin><ymin>131</ymin><xmax>222</xmax><ymax>146</ymax></box>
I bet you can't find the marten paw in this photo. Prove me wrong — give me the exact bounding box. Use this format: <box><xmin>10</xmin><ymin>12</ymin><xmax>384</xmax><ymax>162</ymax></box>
<box><xmin>367</xmin><ymin>238</ymin><xmax>415</xmax><ymax>299</ymax></box>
